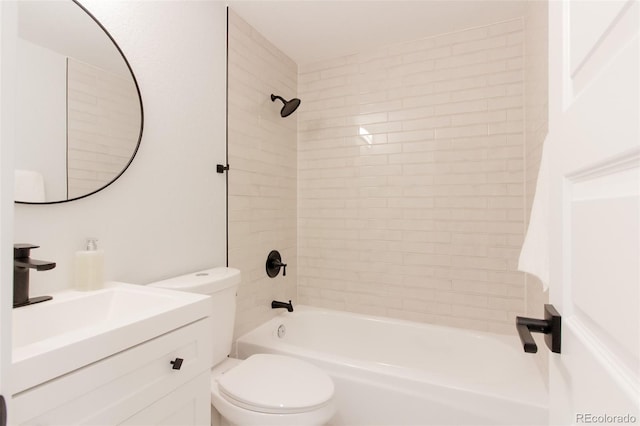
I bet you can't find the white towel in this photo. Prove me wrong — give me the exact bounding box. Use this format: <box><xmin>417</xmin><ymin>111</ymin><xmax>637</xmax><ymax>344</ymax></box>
<box><xmin>15</xmin><ymin>169</ymin><xmax>46</xmax><ymax>202</ymax></box>
<box><xmin>518</xmin><ymin>135</ymin><xmax>551</xmax><ymax>291</ymax></box>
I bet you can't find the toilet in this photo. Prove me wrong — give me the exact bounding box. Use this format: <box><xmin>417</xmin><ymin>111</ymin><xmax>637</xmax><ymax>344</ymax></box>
<box><xmin>149</xmin><ymin>267</ymin><xmax>336</xmax><ymax>426</ymax></box>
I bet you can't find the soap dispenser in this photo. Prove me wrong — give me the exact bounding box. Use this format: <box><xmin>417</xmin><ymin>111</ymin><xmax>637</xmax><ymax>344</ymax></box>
<box><xmin>74</xmin><ymin>238</ymin><xmax>104</xmax><ymax>291</ymax></box>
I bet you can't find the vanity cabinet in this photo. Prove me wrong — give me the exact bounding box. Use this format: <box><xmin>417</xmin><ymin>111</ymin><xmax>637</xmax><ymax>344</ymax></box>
<box><xmin>12</xmin><ymin>317</ymin><xmax>212</xmax><ymax>425</ymax></box>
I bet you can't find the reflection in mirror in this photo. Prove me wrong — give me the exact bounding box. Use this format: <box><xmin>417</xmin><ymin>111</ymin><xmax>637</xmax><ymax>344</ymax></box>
<box><xmin>15</xmin><ymin>0</ymin><xmax>143</xmax><ymax>204</ymax></box>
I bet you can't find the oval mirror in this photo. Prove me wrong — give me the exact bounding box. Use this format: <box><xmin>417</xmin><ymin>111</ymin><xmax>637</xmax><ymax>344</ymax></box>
<box><xmin>15</xmin><ymin>0</ymin><xmax>143</xmax><ymax>204</ymax></box>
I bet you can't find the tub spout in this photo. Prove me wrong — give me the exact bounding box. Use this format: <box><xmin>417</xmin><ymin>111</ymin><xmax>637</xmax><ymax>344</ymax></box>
<box><xmin>272</xmin><ymin>300</ymin><xmax>293</xmax><ymax>312</ymax></box>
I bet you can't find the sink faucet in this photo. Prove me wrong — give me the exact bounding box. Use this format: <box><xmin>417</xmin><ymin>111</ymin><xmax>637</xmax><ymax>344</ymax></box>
<box><xmin>14</xmin><ymin>244</ymin><xmax>55</xmax><ymax>308</ymax></box>
<box><xmin>271</xmin><ymin>299</ymin><xmax>293</xmax><ymax>312</ymax></box>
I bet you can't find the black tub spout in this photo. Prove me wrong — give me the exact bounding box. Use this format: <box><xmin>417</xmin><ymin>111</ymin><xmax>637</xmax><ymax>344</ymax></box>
<box><xmin>272</xmin><ymin>300</ymin><xmax>293</xmax><ymax>312</ymax></box>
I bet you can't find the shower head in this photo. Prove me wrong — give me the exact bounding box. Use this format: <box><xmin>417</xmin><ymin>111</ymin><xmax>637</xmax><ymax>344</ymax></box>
<box><xmin>271</xmin><ymin>94</ymin><xmax>301</xmax><ymax>117</ymax></box>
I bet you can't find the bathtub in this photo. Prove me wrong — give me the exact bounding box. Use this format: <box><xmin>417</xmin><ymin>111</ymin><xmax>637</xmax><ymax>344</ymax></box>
<box><xmin>236</xmin><ymin>305</ymin><xmax>548</xmax><ymax>426</ymax></box>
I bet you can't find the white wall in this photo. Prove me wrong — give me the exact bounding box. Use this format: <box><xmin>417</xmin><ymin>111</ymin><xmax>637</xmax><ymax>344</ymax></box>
<box><xmin>10</xmin><ymin>0</ymin><xmax>228</xmax><ymax>296</ymax></box>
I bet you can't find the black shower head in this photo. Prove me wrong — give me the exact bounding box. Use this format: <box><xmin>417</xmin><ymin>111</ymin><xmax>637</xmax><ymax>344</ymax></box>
<box><xmin>271</xmin><ymin>94</ymin><xmax>301</xmax><ymax>117</ymax></box>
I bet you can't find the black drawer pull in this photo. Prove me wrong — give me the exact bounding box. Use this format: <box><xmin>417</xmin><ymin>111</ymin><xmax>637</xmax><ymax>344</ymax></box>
<box><xmin>170</xmin><ymin>358</ymin><xmax>184</xmax><ymax>370</ymax></box>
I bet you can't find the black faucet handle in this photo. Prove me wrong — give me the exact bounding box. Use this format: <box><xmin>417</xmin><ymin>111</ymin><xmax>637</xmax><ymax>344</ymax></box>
<box><xmin>275</xmin><ymin>260</ymin><xmax>287</xmax><ymax>276</ymax></box>
<box><xmin>14</xmin><ymin>258</ymin><xmax>56</xmax><ymax>271</ymax></box>
<box><xmin>14</xmin><ymin>244</ymin><xmax>40</xmax><ymax>258</ymax></box>
<box><xmin>14</xmin><ymin>244</ymin><xmax>56</xmax><ymax>271</ymax></box>
<box><xmin>266</xmin><ymin>250</ymin><xmax>288</xmax><ymax>278</ymax></box>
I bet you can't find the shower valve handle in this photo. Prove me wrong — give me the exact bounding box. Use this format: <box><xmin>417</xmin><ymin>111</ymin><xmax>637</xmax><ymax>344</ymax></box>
<box><xmin>273</xmin><ymin>260</ymin><xmax>287</xmax><ymax>276</ymax></box>
<box><xmin>270</xmin><ymin>258</ymin><xmax>287</xmax><ymax>276</ymax></box>
<box><xmin>266</xmin><ymin>250</ymin><xmax>287</xmax><ymax>277</ymax></box>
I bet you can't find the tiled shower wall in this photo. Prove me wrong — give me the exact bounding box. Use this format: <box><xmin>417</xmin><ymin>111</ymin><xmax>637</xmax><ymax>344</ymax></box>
<box><xmin>67</xmin><ymin>58</ymin><xmax>140</xmax><ymax>199</ymax></box>
<box><xmin>297</xmin><ymin>19</ymin><xmax>526</xmax><ymax>334</ymax></box>
<box><xmin>227</xmin><ymin>10</ymin><xmax>298</xmax><ymax>338</ymax></box>
<box><xmin>524</xmin><ymin>0</ymin><xmax>549</xmax><ymax>317</ymax></box>
<box><xmin>524</xmin><ymin>0</ymin><xmax>549</xmax><ymax>374</ymax></box>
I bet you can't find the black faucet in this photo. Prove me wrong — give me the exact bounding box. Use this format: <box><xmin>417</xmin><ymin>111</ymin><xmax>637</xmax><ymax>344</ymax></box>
<box><xmin>14</xmin><ymin>244</ymin><xmax>55</xmax><ymax>308</ymax></box>
<box><xmin>271</xmin><ymin>300</ymin><xmax>293</xmax><ymax>312</ymax></box>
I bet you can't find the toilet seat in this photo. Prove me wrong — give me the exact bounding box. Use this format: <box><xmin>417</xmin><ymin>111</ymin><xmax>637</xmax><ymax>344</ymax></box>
<box><xmin>216</xmin><ymin>354</ymin><xmax>334</xmax><ymax>415</ymax></box>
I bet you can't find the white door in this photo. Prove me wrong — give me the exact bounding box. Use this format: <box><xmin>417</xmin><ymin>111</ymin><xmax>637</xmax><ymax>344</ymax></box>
<box><xmin>547</xmin><ymin>0</ymin><xmax>639</xmax><ymax>423</ymax></box>
<box><xmin>0</xmin><ymin>2</ymin><xmax>17</xmax><ymax>424</ymax></box>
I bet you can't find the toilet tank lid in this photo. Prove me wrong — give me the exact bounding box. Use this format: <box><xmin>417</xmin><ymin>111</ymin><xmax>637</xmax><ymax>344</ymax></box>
<box><xmin>148</xmin><ymin>267</ymin><xmax>241</xmax><ymax>293</ymax></box>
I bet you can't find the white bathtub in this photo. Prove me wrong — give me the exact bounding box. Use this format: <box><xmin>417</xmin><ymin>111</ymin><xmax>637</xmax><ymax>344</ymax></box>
<box><xmin>236</xmin><ymin>305</ymin><xmax>548</xmax><ymax>426</ymax></box>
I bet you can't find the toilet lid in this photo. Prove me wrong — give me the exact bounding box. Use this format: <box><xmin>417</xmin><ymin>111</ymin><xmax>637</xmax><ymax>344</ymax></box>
<box><xmin>217</xmin><ymin>354</ymin><xmax>334</xmax><ymax>414</ymax></box>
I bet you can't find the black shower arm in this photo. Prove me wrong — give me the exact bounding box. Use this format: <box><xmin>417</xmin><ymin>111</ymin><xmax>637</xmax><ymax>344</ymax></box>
<box><xmin>271</xmin><ymin>94</ymin><xmax>286</xmax><ymax>104</ymax></box>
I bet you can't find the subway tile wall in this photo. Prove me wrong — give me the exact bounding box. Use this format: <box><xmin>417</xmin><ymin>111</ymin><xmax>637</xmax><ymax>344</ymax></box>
<box><xmin>227</xmin><ymin>10</ymin><xmax>298</xmax><ymax>338</ymax></box>
<box><xmin>297</xmin><ymin>19</ymin><xmax>526</xmax><ymax>334</ymax></box>
<box><xmin>524</xmin><ymin>0</ymin><xmax>549</xmax><ymax>376</ymax></box>
<box><xmin>524</xmin><ymin>0</ymin><xmax>549</xmax><ymax>314</ymax></box>
<box><xmin>67</xmin><ymin>58</ymin><xmax>140</xmax><ymax>198</ymax></box>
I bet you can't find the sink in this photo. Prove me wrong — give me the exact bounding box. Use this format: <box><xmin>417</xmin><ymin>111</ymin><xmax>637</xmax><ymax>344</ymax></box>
<box><xmin>12</xmin><ymin>282</ymin><xmax>210</xmax><ymax>394</ymax></box>
<box><xmin>13</xmin><ymin>285</ymin><xmax>181</xmax><ymax>348</ymax></box>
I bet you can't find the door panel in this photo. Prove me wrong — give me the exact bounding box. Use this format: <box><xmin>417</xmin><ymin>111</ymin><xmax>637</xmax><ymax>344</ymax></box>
<box><xmin>569</xmin><ymin>159</ymin><xmax>639</xmax><ymax>378</ymax></box>
<box><xmin>548</xmin><ymin>0</ymin><xmax>639</xmax><ymax>423</ymax></box>
<box><xmin>570</xmin><ymin>0</ymin><xmax>629</xmax><ymax>73</ymax></box>
<box><xmin>571</xmin><ymin>0</ymin><xmax>638</xmax><ymax>94</ymax></box>
<box><xmin>570</xmin><ymin>158</ymin><xmax>639</xmax><ymax>370</ymax></box>
<box><xmin>0</xmin><ymin>1</ymin><xmax>18</xmax><ymax>424</ymax></box>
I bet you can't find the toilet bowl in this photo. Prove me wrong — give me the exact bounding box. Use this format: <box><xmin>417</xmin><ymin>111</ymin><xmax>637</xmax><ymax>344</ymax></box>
<box><xmin>149</xmin><ymin>268</ymin><xmax>336</xmax><ymax>426</ymax></box>
<box><xmin>211</xmin><ymin>356</ymin><xmax>335</xmax><ymax>426</ymax></box>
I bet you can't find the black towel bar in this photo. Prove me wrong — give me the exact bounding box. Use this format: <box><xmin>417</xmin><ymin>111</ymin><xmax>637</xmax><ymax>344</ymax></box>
<box><xmin>516</xmin><ymin>304</ymin><xmax>561</xmax><ymax>354</ymax></box>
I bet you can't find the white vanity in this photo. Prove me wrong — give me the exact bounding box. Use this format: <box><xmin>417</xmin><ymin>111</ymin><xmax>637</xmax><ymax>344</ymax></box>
<box><xmin>11</xmin><ymin>283</ymin><xmax>212</xmax><ymax>425</ymax></box>
<box><xmin>7</xmin><ymin>1</ymin><xmax>216</xmax><ymax>424</ymax></box>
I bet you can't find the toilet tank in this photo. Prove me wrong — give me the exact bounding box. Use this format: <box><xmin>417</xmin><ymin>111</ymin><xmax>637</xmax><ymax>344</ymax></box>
<box><xmin>148</xmin><ymin>267</ymin><xmax>241</xmax><ymax>366</ymax></box>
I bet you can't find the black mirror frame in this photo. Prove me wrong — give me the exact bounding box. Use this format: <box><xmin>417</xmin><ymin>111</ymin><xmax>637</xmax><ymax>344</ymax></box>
<box><xmin>15</xmin><ymin>0</ymin><xmax>144</xmax><ymax>205</ymax></box>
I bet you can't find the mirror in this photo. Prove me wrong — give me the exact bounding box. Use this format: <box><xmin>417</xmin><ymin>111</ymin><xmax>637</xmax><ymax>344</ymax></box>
<box><xmin>15</xmin><ymin>0</ymin><xmax>143</xmax><ymax>204</ymax></box>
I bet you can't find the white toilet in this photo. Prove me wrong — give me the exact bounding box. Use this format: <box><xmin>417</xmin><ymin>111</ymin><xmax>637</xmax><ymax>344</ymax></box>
<box><xmin>149</xmin><ymin>267</ymin><xmax>336</xmax><ymax>426</ymax></box>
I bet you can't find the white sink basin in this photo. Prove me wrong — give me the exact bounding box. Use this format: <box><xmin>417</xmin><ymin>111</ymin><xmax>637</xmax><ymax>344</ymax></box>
<box><xmin>12</xmin><ymin>283</ymin><xmax>210</xmax><ymax>394</ymax></box>
<box><xmin>14</xmin><ymin>286</ymin><xmax>181</xmax><ymax>348</ymax></box>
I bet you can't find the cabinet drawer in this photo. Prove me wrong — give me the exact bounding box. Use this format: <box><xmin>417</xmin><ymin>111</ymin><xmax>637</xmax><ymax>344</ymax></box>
<box><xmin>120</xmin><ymin>372</ymin><xmax>210</xmax><ymax>426</ymax></box>
<box><xmin>13</xmin><ymin>318</ymin><xmax>212</xmax><ymax>425</ymax></box>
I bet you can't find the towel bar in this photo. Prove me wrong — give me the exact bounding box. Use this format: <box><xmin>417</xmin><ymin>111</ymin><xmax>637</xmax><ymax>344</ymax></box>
<box><xmin>516</xmin><ymin>304</ymin><xmax>561</xmax><ymax>354</ymax></box>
